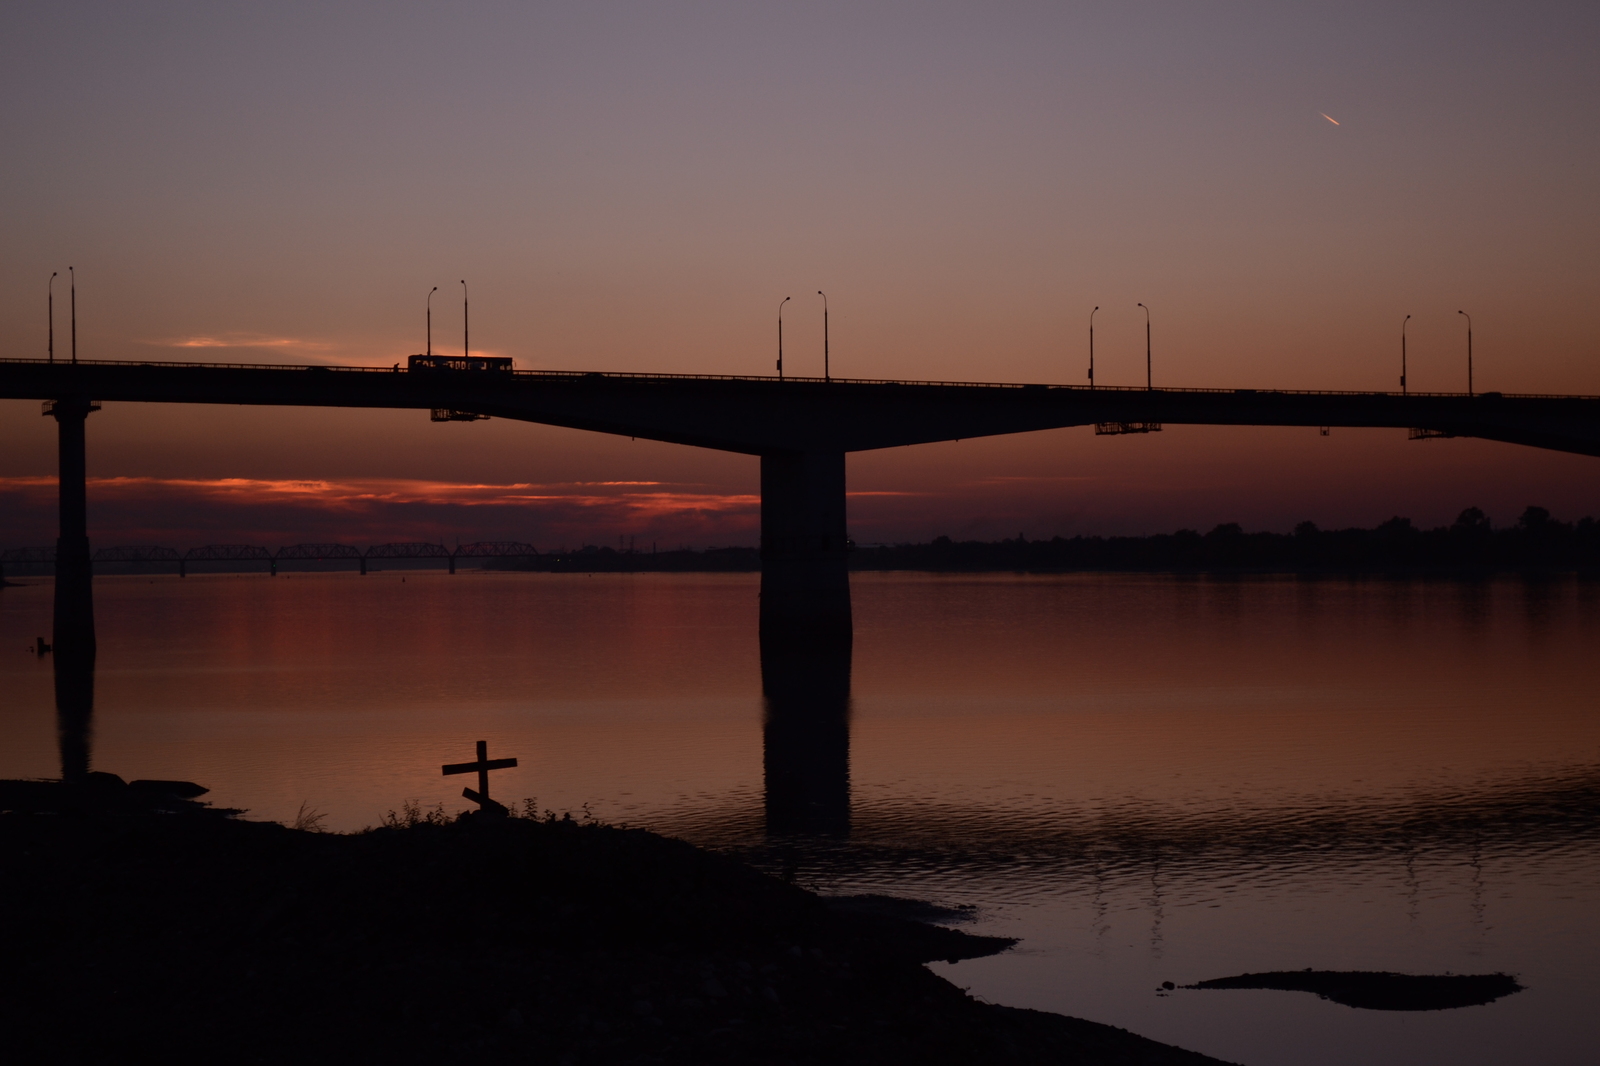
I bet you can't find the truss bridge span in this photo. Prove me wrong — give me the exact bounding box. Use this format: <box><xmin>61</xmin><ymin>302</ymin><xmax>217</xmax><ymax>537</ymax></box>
<box><xmin>0</xmin><ymin>540</ymin><xmax>542</xmax><ymax>579</ymax></box>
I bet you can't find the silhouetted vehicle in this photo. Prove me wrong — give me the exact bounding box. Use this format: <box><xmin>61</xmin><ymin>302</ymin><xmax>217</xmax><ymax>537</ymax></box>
<box><xmin>407</xmin><ymin>354</ymin><xmax>513</xmax><ymax>372</ymax></box>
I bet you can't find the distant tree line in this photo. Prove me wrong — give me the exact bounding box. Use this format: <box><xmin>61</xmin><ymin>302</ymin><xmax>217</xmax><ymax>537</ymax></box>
<box><xmin>497</xmin><ymin>506</ymin><xmax>1599</xmax><ymax>574</ymax></box>
<box><xmin>851</xmin><ymin>507</ymin><xmax>1600</xmax><ymax>573</ymax></box>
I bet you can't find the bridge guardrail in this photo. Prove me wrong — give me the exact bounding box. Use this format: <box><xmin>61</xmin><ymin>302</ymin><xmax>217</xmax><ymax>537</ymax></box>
<box><xmin>3</xmin><ymin>356</ymin><xmax>1596</xmax><ymax>401</ymax></box>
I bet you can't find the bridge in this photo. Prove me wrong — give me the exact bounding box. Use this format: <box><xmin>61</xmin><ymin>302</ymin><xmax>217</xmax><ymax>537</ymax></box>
<box><xmin>8</xmin><ymin>354</ymin><xmax>1600</xmax><ymax>809</ymax></box>
<box><xmin>6</xmin><ymin>355</ymin><xmax>1600</xmax><ymax>657</ymax></box>
<box><xmin>0</xmin><ymin>541</ymin><xmax>541</xmax><ymax>579</ymax></box>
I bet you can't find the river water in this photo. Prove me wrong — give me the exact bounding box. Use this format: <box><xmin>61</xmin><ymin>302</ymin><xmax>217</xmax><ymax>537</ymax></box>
<box><xmin>2</xmin><ymin>570</ymin><xmax>1596</xmax><ymax>1064</ymax></box>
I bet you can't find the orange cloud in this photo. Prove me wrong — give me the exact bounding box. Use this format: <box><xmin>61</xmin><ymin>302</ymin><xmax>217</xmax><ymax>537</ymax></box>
<box><xmin>970</xmin><ymin>476</ymin><xmax>1098</xmax><ymax>485</ymax></box>
<box><xmin>0</xmin><ymin>476</ymin><xmax>760</xmax><ymax>550</ymax></box>
<box><xmin>154</xmin><ymin>333</ymin><xmax>335</xmax><ymax>351</ymax></box>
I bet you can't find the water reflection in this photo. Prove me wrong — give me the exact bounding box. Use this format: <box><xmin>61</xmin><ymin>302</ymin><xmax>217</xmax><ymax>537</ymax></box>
<box><xmin>4</xmin><ymin>571</ymin><xmax>1598</xmax><ymax>1064</ymax></box>
<box><xmin>761</xmin><ymin>636</ymin><xmax>852</xmax><ymax>837</ymax></box>
<box><xmin>711</xmin><ymin>761</ymin><xmax>1600</xmax><ymax>906</ymax></box>
<box><xmin>51</xmin><ymin>552</ymin><xmax>97</xmax><ymax>782</ymax></box>
<box><xmin>53</xmin><ymin>653</ymin><xmax>94</xmax><ymax>782</ymax></box>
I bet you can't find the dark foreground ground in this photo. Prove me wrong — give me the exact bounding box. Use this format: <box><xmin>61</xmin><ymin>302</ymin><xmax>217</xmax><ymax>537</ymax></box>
<box><xmin>0</xmin><ymin>785</ymin><xmax>1231</xmax><ymax>1066</ymax></box>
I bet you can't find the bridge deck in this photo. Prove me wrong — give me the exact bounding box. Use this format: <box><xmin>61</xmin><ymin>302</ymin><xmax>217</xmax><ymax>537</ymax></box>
<box><xmin>3</xmin><ymin>357</ymin><xmax>1598</xmax><ymax>457</ymax></box>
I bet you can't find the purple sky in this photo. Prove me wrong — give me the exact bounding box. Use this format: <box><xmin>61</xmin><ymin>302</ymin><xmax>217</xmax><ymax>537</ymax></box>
<box><xmin>3</xmin><ymin>2</ymin><xmax>1598</xmax><ymax>547</ymax></box>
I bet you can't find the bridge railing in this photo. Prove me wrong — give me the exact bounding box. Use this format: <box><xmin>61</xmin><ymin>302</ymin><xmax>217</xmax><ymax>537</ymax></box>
<box><xmin>92</xmin><ymin>546</ymin><xmax>182</xmax><ymax>563</ymax></box>
<box><xmin>0</xmin><ymin>546</ymin><xmax>56</xmax><ymax>582</ymax></box>
<box><xmin>364</xmin><ymin>542</ymin><xmax>450</xmax><ymax>559</ymax></box>
<box><xmin>4</xmin><ymin>356</ymin><xmax>1596</xmax><ymax>401</ymax></box>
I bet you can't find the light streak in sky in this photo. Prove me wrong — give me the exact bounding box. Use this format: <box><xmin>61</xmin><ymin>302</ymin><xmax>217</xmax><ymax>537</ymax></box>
<box><xmin>0</xmin><ymin>474</ymin><xmax>757</xmax><ymax>509</ymax></box>
<box><xmin>0</xmin><ymin>475</ymin><xmax>762</xmax><ymax>547</ymax></box>
<box><xmin>0</xmin><ymin>475</ymin><xmax>753</xmax><ymax>513</ymax></box>
<box><xmin>1320</xmin><ymin>113</ymin><xmax>1341</xmax><ymax>125</ymax></box>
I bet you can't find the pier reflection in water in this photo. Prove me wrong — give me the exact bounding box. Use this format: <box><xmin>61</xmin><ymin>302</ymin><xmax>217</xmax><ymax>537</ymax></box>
<box><xmin>3</xmin><ymin>571</ymin><xmax>1599</xmax><ymax>1065</ymax></box>
<box><xmin>48</xmin><ymin>395</ymin><xmax>98</xmax><ymax>784</ymax></box>
<box><xmin>761</xmin><ymin>634</ymin><xmax>851</xmax><ymax>838</ymax></box>
<box><xmin>52</xmin><ymin>654</ymin><xmax>94</xmax><ymax>783</ymax></box>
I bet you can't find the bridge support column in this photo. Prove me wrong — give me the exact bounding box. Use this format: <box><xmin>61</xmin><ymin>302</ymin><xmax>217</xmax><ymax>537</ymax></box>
<box><xmin>759</xmin><ymin>450</ymin><xmax>851</xmax><ymax>654</ymax></box>
<box><xmin>48</xmin><ymin>398</ymin><xmax>97</xmax><ymax>781</ymax></box>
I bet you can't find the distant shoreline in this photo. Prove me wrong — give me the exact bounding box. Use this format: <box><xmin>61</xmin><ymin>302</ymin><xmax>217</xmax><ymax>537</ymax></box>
<box><xmin>494</xmin><ymin>505</ymin><xmax>1599</xmax><ymax>575</ymax></box>
<box><xmin>5</xmin><ymin>506</ymin><xmax>1595</xmax><ymax>579</ymax></box>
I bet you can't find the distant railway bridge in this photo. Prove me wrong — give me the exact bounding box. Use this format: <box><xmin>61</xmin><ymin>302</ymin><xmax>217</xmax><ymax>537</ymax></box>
<box><xmin>0</xmin><ymin>540</ymin><xmax>539</xmax><ymax>579</ymax></box>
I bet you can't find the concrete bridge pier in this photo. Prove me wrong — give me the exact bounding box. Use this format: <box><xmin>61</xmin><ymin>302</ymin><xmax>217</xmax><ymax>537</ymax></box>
<box><xmin>758</xmin><ymin>450</ymin><xmax>852</xmax><ymax>654</ymax></box>
<box><xmin>758</xmin><ymin>450</ymin><xmax>853</xmax><ymax>835</ymax></box>
<box><xmin>47</xmin><ymin>397</ymin><xmax>98</xmax><ymax>781</ymax></box>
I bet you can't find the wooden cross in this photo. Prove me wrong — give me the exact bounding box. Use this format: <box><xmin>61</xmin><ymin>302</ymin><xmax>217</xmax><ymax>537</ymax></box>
<box><xmin>442</xmin><ymin>740</ymin><xmax>517</xmax><ymax>815</ymax></box>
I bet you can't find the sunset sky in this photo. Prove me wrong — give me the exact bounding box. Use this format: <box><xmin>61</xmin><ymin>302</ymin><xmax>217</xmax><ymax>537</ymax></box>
<box><xmin>3</xmin><ymin>1</ymin><xmax>1599</xmax><ymax>549</ymax></box>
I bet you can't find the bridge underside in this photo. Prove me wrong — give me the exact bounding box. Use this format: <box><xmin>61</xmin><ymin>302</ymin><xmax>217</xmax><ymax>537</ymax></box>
<box><xmin>5</xmin><ymin>358</ymin><xmax>1600</xmax><ymax>661</ymax></box>
<box><xmin>4</xmin><ymin>359</ymin><xmax>1599</xmax><ymax>456</ymax></box>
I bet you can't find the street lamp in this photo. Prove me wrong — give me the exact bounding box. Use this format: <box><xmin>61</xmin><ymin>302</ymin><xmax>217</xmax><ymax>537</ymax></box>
<box><xmin>817</xmin><ymin>291</ymin><xmax>830</xmax><ymax>382</ymax></box>
<box><xmin>48</xmin><ymin>272</ymin><xmax>57</xmax><ymax>363</ymax></box>
<box><xmin>1138</xmin><ymin>302</ymin><xmax>1151</xmax><ymax>390</ymax></box>
<box><xmin>1088</xmin><ymin>306</ymin><xmax>1099</xmax><ymax>387</ymax></box>
<box><xmin>426</xmin><ymin>286</ymin><xmax>437</xmax><ymax>357</ymax></box>
<box><xmin>1401</xmin><ymin>314</ymin><xmax>1410</xmax><ymax>394</ymax></box>
<box><xmin>777</xmin><ymin>296</ymin><xmax>791</xmax><ymax>379</ymax></box>
<box><xmin>1459</xmin><ymin>310</ymin><xmax>1473</xmax><ymax>397</ymax></box>
<box><xmin>70</xmin><ymin>266</ymin><xmax>77</xmax><ymax>364</ymax></box>
<box><xmin>461</xmin><ymin>280</ymin><xmax>469</xmax><ymax>359</ymax></box>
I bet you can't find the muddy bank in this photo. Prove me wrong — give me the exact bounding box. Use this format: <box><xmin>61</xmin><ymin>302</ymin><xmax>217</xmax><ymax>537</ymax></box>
<box><xmin>0</xmin><ymin>797</ymin><xmax>1231</xmax><ymax>1065</ymax></box>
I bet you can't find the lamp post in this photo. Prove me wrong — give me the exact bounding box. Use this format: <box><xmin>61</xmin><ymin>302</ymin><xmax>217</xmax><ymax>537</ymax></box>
<box><xmin>1088</xmin><ymin>306</ymin><xmax>1099</xmax><ymax>387</ymax></box>
<box><xmin>70</xmin><ymin>266</ymin><xmax>77</xmax><ymax>364</ymax></box>
<box><xmin>777</xmin><ymin>296</ymin><xmax>790</xmax><ymax>379</ymax></box>
<box><xmin>1401</xmin><ymin>314</ymin><xmax>1410</xmax><ymax>394</ymax></box>
<box><xmin>48</xmin><ymin>272</ymin><xmax>57</xmax><ymax>363</ymax></box>
<box><xmin>461</xmin><ymin>280</ymin><xmax>469</xmax><ymax>360</ymax></box>
<box><xmin>1459</xmin><ymin>310</ymin><xmax>1473</xmax><ymax>396</ymax></box>
<box><xmin>426</xmin><ymin>286</ymin><xmax>437</xmax><ymax>357</ymax></box>
<box><xmin>1138</xmin><ymin>302</ymin><xmax>1151</xmax><ymax>390</ymax></box>
<box><xmin>817</xmin><ymin>291</ymin><xmax>829</xmax><ymax>382</ymax></box>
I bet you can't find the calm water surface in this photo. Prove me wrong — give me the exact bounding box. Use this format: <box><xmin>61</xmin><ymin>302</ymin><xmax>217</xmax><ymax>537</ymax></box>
<box><xmin>3</xmin><ymin>570</ymin><xmax>1597</xmax><ymax>1065</ymax></box>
